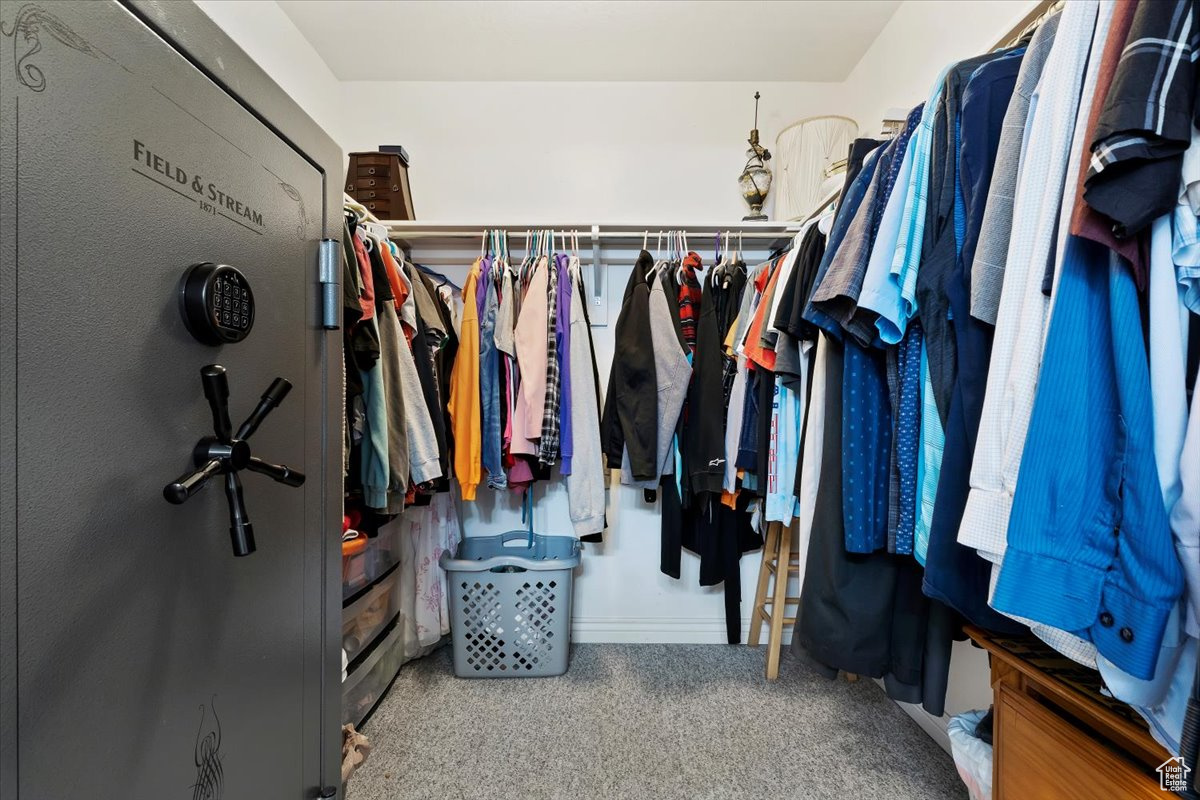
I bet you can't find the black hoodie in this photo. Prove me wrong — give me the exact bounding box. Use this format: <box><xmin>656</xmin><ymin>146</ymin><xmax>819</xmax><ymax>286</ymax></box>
<box><xmin>600</xmin><ymin>251</ymin><xmax>659</xmax><ymax>480</ymax></box>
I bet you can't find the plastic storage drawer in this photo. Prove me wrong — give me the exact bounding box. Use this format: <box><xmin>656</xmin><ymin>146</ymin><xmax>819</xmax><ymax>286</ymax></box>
<box><xmin>342</xmin><ymin>530</ymin><xmax>399</xmax><ymax>602</ymax></box>
<box><xmin>342</xmin><ymin>616</ymin><xmax>405</xmax><ymax>727</ymax></box>
<box><xmin>342</xmin><ymin>571</ymin><xmax>400</xmax><ymax>663</ymax></box>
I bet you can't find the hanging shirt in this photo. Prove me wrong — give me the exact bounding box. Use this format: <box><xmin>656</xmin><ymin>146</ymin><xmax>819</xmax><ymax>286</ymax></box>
<box><xmin>970</xmin><ymin>13</ymin><xmax>1062</xmax><ymax>325</ymax></box>
<box><xmin>1085</xmin><ymin>0</ymin><xmax>1200</xmax><ymax>250</ymax></box>
<box><xmin>1067</xmin><ymin>1</ymin><xmax>1147</xmax><ymax>282</ymax></box>
<box><xmin>893</xmin><ymin>323</ymin><xmax>923</xmax><ymax>556</ymax></box>
<box><xmin>958</xmin><ymin>0</ymin><xmax>1104</xmax><ymax>564</ymax></box>
<box><xmin>875</xmin><ymin>65</ymin><xmax>952</xmax><ymax>345</ymax></box>
<box><xmin>557</xmin><ymin>255</ymin><xmax>576</xmax><ymax>475</ymax></box>
<box><xmin>764</xmin><ymin>376</ymin><xmax>802</xmax><ymax>525</ymax></box>
<box><xmin>841</xmin><ymin>338</ymin><xmax>892</xmax><ymax>554</ymax></box>
<box><xmin>677</xmin><ymin>251</ymin><xmax>704</xmax><ymax>351</ymax></box>
<box><xmin>448</xmin><ymin>260</ymin><xmax>483</xmax><ymax>500</ymax></box>
<box><xmin>855</xmin><ymin>105</ymin><xmax>924</xmax><ymax>346</ymax></box>
<box><xmin>742</xmin><ymin>257</ymin><xmax>787</xmax><ymax>371</ymax></box>
<box><xmin>802</xmin><ymin>143</ymin><xmax>885</xmax><ymax>338</ymax></box>
<box><xmin>538</xmin><ymin>255</ymin><xmax>562</xmax><ymax>466</ymax></box>
<box><xmin>564</xmin><ymin>260</ymin><xmax>606</xmax><ymax>537</ymax></box>
<box><xmin>512</xmin><ymin>256</ymin><xmax>549</xmax><ymax>457</ymax></box>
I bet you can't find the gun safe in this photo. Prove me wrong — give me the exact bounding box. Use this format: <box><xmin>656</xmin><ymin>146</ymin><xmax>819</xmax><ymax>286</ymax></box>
<box><xmin>0</xmin><ymin>1</ymin><xmax>344</xmax><ymax>796</ymax></box>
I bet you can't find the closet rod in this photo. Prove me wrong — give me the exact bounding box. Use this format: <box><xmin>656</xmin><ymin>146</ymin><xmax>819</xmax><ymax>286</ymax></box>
<box><xmin>387</xmin><ymin>229</ymin><xmax>797</xmax><ymax>240</ymax></box>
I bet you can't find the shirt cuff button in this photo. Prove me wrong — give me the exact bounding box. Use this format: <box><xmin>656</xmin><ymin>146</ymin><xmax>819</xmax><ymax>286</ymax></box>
<box><xmin>1099</xmin><ymin>612</ymin><xmax>1114</xmax><ymax>627</ymax></box>
<box><xmin>1120</xmin><ymin>627</ymin><xmax>1134</xmax><ymax>643</ymax></box>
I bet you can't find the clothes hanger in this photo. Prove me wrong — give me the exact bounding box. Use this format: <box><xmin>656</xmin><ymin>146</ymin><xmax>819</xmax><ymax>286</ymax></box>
<box><xmin>361</xmin><ymin>219</ymin><xmax>387</xmax><ymax>250</ymax></box>
<box><xmin>519</xmin><ymin>230</ymin><xmax>531</xmax><ymax>277</ymax></box>
<box><xmin>675</xmin><ymin>230</ymin><xmax>687</xmax><ymax>284</ymax></box>
<box><xmin>714</xmin><ymin>231</ymin><xmax>730</xmax><ymax>283</ymax></box>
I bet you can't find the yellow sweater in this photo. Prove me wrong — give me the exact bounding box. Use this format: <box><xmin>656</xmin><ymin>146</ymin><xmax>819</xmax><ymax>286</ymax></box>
<box><xmin>448</xmin><ymin>260</ymin><xmax>482</xmax><ymax>500</ymax></box>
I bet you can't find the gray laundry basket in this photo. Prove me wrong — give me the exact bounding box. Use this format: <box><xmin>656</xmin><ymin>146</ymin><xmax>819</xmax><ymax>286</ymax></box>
<box><xmin>439</xmin><ymin>530</ymin><xmax>581</xmax><ymax>678</ymax></box>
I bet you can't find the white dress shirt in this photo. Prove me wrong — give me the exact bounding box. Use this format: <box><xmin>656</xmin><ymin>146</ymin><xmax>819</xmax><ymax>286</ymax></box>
<box><xmin>958</xmin><ymin>0</ymin><xmax>1103</xmax><ymax>562</ymax></box>
<box><xmin>964</xmin><ymin>0</ymin><xmax>1111</xmax><ymax>668</ymax></box>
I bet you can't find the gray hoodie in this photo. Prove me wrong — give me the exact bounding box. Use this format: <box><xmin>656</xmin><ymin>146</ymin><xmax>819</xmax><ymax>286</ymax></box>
<box><xmin>565</xmin><ymin>263</ymin><xmax>606</xmax><ymax>536</ymax></box>
<box><xmin>393</xmin><ymin>267</ymin><xmax>443</xmax><ymax>487</ymax></box>
<box><xmin>620</xmin><ymin>270</ymin><xmax>693</xmax><ymax>489</ymax></box>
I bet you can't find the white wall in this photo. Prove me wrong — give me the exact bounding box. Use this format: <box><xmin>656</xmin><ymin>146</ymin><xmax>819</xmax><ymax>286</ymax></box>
<box><xmin>194</xmin><ymin>0</ymin><xmax>347</xmax><ymax>149</ymax></box>
<box><xmin>841</xmin><ymin>0</ymin><xmax>1039</xmax><ymax>133</ymax></box>
<box><xmin>338</xmin><ymin>80</ymin><xmax>850</xmax><ymax>221</ymax></box>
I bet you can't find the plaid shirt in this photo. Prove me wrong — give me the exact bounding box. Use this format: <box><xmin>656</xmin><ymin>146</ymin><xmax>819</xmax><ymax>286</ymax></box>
<box><xmin>677</xmin><ymin>251</ymin><xmax>703</xmax><ymax>351</ymax></box>
<box><xmin>538</xmin><ymin>255</ymin><xmax>561</xmax><ymax>466</ymax></box>
<box><xmin>1085</xmin><ymin>0</ymin><xmax>1200</xmax><ymax>237</ymax></box>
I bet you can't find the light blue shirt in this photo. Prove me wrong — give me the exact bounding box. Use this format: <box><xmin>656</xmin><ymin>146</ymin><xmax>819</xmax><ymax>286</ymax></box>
<box><xmin>1172</xmin><ymin>201</ymin><xmax>1200</xmax><ymax>313</ymax></box>
<box><xmin>857</xmin><ymin>132</ymin><xmax>916</xmax><ymax>335</ymax></box>
<box><xmin>1097</xmin><ymin>213</ymin><xmax>1198</xmax><ymax>756</ymax></box>
<box><xmin>913</xmin><ymin>348</ymin><xmax>943</xmax><ymax>564</ymax></box>
<box><xmin>765</xmin><ymin>376</ymin><xmax>802</xmax><ymax>525</ymax></box>
<box><xmin>876</xmin><ymin>66</ymin><xmax>951</xmax><ymax>344</ymax></box>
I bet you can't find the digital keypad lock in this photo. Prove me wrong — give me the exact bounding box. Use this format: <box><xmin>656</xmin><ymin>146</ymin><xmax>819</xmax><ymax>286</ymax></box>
<box><xmin>179</xmin><ymin>262</ymin><xmax>255</xmax><ymax>345</ymax></box>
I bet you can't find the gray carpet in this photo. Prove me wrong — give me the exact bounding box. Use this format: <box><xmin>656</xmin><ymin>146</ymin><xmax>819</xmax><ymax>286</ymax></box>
<box><xmin>349</xmin><ymin>644</ymin><xmax>967</xmax><ymax>800</ymax></box>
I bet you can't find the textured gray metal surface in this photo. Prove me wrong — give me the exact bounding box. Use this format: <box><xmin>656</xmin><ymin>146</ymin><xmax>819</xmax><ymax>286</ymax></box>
<box><xmin>0</xmin><ymin>1</ymin><xmax>343</xmax><ymax>796</ymax></box>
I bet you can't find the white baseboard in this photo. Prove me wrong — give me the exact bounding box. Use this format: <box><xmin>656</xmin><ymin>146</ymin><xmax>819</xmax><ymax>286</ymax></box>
<box><xmin>571</xmin><ymin>615</ymin><xmax>793</xmax><ymax>645</ymax></box>
<box><xmin>891</xmin><ymin>694</ymin><xmax>953</xmax><ymax>754</ymax></box>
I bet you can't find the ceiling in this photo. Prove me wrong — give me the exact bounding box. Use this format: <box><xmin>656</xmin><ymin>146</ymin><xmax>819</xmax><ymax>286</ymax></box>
<box><xmin>277</xmin><ymin>0</ymin><xmax>902</xmax><ymax>82</ymax></box>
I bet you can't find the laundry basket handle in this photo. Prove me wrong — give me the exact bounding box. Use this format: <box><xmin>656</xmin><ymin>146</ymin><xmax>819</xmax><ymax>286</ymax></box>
<box><xmin>499</xmin><ymin>530</ymin><xmax>537</xmax><ymax>548</ymax></box>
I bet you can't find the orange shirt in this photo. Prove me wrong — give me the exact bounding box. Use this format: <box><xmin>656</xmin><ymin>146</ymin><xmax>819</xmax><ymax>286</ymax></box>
<box><xmin>743</xmin><ymin>257</ymin><xmax>783</xmax><ymax>371</ymax></box>
<box><xmin>448</xmin><ymin>259</ymin><xmax>482</xmax><ymax>500</ymax></box>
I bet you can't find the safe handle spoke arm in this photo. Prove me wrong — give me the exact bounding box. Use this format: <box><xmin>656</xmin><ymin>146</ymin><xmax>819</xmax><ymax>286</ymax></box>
<box><xmin>161</xmin><ymin>365</ymin><xmax>305</xmax><ymax>556</ymax></box>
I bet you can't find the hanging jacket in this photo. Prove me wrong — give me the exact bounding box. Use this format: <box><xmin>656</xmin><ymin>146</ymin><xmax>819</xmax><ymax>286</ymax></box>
<box><xmin>378</xmin><ymin>242</ymin><xmax>442</xmax><ymax>488</ymax></box>
<box><xmin>565</xmin><ymin>261</ymin><xmax>607</xmax><ymax>537</ymax></box>
<box><xmin>601</xmin><ymin>251</ymin><xmax>658</xmax><ymax>480</ymax></box>
<box><xmin>687</xmin><ymin>269</ymin><xmax>734</xmax><ymax>495</ymax></box>
<box><xmin>364</xmin><ymin>241</ymin><xmax>410</xmax><ymax>511</ymax></box>
<box><xmin>406</xmin><ymin>264</ymin><xmax>451</xmax><ymax>479</ymax></box>
<box><xmin>448</xmin><ymin>260</ymin><xmax>482</xmax><ymax>500</ymax></box>
<box><xmin>620</xmin><ymin>269</ymin><xmax>692</xmax><ymax>489</ymax></box>
<box><xmin>416</xmin><ymin>269</ymin><xmax>457</xmax><ymax>402</ymax></box>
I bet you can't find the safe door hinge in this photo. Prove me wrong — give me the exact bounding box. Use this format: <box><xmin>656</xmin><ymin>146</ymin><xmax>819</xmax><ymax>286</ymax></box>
<box><xmin>318</xmin><ymin>238</ymin><xmax>341</xmax><ymax>330</ymax></box>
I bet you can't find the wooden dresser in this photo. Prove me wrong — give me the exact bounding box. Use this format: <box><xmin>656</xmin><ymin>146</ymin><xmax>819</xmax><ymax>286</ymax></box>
<box><xmin>966</xmin><ymin>627</ymin><xmax>1171</xmax><ymax>799</ymax></box>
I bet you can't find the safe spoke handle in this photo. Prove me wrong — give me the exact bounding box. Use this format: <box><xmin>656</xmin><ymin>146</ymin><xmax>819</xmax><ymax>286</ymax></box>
<box><xmin>201</xmin><ymin>365</ymin><xmax>233</xmax><ymax>443</ymax></box>
<box><xmin>236</xmin><ymin>377</ymin><xmax>292</xmax><ymax>440</ymax></box>
<box><xmin>161</xmin><ymin>366</ymin><xmax>301</xmax><ymax>557</ymax></box>
<box><xmin>163</xmin><ymin>458</ymin><xmax>222</xmax><ymax>505</ymax></box>
<box><xmin>246</xmin><ymin>456</ymin><xmax>306</xmax><ymax>487</ymax></box>
<box><xmin>225</xmin><ymin>472</ymin><xmax>255</xmax><ymax>557</ymax></box>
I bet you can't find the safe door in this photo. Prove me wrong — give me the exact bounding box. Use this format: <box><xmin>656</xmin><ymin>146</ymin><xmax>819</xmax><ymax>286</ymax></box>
<box><xmin>0</xmin><ymin>1</ymin><xmax>342</xmax><ymax>797</ymax></box>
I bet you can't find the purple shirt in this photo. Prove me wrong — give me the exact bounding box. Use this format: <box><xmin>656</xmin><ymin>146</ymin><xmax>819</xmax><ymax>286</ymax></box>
<box><xmin>556</xmin><ymin>254</ymin><xmax>574</xmax><ymax>474</ymax></box>
<box><xmin>476</xmin><ymin>255</ymin><xmax>493</xmax><ymax>322</ymax></box>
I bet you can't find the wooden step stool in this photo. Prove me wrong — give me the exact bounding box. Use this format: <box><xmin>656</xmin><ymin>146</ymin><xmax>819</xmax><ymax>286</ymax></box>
<box><xmin>748</xmin><ymin>520</ymin><xmax>801</xmax><ymax>680</ymax></box>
